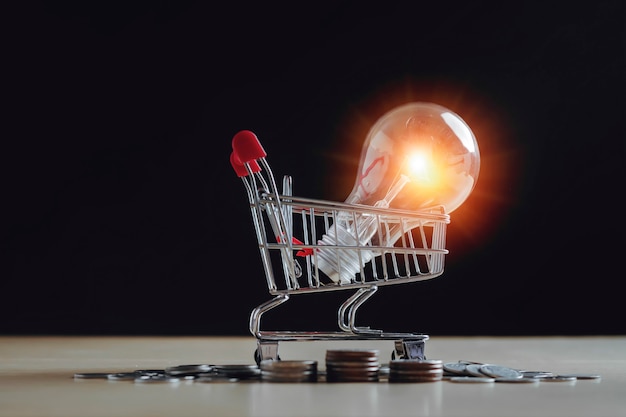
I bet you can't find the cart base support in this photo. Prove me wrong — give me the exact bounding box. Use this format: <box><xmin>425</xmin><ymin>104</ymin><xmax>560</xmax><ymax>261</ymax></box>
<box><xmin>255</xmin><ymin>336</ymin><xmax>427</xmax><ymax>363</ymax></box>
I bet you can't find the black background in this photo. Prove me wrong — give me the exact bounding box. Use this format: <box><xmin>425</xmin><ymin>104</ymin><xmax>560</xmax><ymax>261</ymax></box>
<box><xmin>3</xmin><ymin>2</ymin><xmax>625</xmax><ymax>336</ymax></box>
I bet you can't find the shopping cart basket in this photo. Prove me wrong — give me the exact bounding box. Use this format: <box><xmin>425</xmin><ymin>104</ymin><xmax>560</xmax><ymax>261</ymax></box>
<box><xmin>230</xmin><ymin>130</ymin><xmax>450</xmax><ymax>363</ymax></box>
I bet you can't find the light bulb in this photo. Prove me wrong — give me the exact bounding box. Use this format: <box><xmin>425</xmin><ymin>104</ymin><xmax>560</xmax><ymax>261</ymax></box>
<box><xmin>315</xmin><ymin>102</ymin><xmax>480</xmax><ymax>284</ymax></box>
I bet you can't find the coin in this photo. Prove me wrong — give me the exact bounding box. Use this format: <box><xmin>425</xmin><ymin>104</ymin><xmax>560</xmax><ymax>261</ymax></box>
<box><xmin>107</xmin><ymin>372</ymin><xmax>137</xmax><ymax>381</ymax></box>
<box><xmin>495</xmin><ymin>377</ymin><xmax>540</xmax><ymax>383</ymax></box>
<box><xmin>479</xmin><ymin>364</ymin><xmax>522</xmax><ymax>379</ymax></box>
<box><xmin>390</xmin><ymin>359</ymin><xmax>442</xmax><ymax>367</ymax></box>
<box><xmin>557</xmin><ymin>373</ymin><xmax>601</xmax><ymax>380</ymax></box>
<box><xmin>135</xmin><ymin>375</ymin><xmax>180</xmax><ymax>383</ymax></box>
<box><xmin>165</xmin><ymin>364</ymin><xmax>213</xmax><ymax>376</ymax></box>
<box><xmin>260</xmin><ymin>360</ymin><xmax>317</xmax><ymax>369</ymax></box>
<box><xmin>260</xmin><ymin>360</ymin><xmax>318</xmax><ymax>383</ymax></box>
<box><xmin>213</xmin><ymin>364</ymin><xmax>261</xmax><ymax>379</ymax></box>
<box><xmin>449</xmin><ymin>376</ymin><xmax>495</xmax><ymax>383</ymax></box>
<box><xmin>539</xmin><ymin>375</ymin><xmax>577</xmax><ymax>382</ymax></box>
<box><xmin>195</xmin><ymin>375</ymin><xmax>239</xmax><ymax>383</ymax></box>
<box><xmin>520</xmin><ymin>371</ymin><xmax>554</xmax><ymax>379</ymax></box>
<box><xmin>388</xmin><ymin>359</ymin><xmax>443</xmax><ymax>383</ymax></box>
<box><xmin>443</xmin><ymin>362</ymin><xmax>469</xmax><ymax>375</ymax></box>
<box><xmin>73</xmin><ymin>372</ymin><xmax>111</xmax><ymax>379</ymax></box>
<box><xmin>136</xmin><ymin>370</ymin><xmax>165</xmax><ymax>377</ymax></box>
<box><xmin>464</xmin><ymin>364</ymin><xmax>490</xmax><ymax>378</ymax></box>
<box><xmin>326</xmin><ymin>349</ymin><xmax>380</xmax><ymax>382</ymax></box>
<box><xmin>326</xmin><ymin>349</ymin><xmax>379</xmax><ymax>358</ymax></box>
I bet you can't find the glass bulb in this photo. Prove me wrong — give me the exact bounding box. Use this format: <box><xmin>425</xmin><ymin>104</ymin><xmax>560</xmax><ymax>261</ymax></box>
<box><xmin>315</xmin><ymin>102</ymin><xmax>480</xmax><ymax>283</ymax></box>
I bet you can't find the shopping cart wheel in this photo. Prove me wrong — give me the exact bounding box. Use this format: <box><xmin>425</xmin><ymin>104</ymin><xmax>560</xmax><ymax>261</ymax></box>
<box><xmin>393</xmin><ymin>339</ymin><xmax>426</xmax><ymax>360</ymax></box>
<box><xmin>254</xmin><ymin>342</ymin><xmax>281</xmax><ymax>365</ymax></box>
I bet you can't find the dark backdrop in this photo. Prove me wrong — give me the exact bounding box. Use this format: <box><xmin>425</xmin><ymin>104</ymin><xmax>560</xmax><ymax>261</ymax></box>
<box><xmin>3</xmin><ymin>2</ymin><xmax>625</xmax><ymax>336</ymax></box>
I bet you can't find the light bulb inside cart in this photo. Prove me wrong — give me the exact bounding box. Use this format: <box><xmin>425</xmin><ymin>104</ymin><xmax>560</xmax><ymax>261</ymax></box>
<box><xmin>314</xmin><ymin>102</ymin><xmax>480</xmax><ymax>284</ymax></box>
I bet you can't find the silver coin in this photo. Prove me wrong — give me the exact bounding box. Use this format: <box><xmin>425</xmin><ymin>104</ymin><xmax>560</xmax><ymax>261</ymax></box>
<box><xmin>443</xmin><ymin>362</ymin><xmax>469</xmax><ymax>375</ymax></box>
<box><xmin>135</xmin><ymin>375</ymin><xmax>180</xmax><ymax>383</ymax></box>
<box><xmin>479</xmin><ymin>364</ymin><xmax>522</xmax><ymax>379</ymax></box>
<box><xmin>520</xmin><ymin>371</ymin><xmax>554</xmax><ymax>379</ymax></box>
<box><xmin>557</xmin><ymin>373</ymin><xmax>601</xmax><ymax>380</ymax></box>
<box><xmin>213</xmin><ymin>364</ymin><xmax>260</xmax><ymax>379</ymax></box>
<box><xmin>107</xmin><ymin>372</ymin><xmax>137</xmax><ymax>381</ymax></box>
<box><xmin>135</xmin><ymin>370</ymin><xmax>165</xmax><ymax>377</ymax></box>
<box><xmin>495</xmin><ymin>377</ymin><xmax>540</xmax><ymax>383</ymax></box>
<box><xmin>73</xmin><ymin>372</ymin><xmax>111</xmax><ymax>379</ymax></box>
<box><xmin>165</xmin><ymin>364</ymin><xmax>213</xmax><ymax>376</ymax></box>
<box><xmin>464</xmin><ymin>364</ymin><xmax>490</xmax><ymax>377</ymax></box>
<box><xmin>195</xmin><ymin>375</ymin><xmax>239</xmax><ymax>383</ymax></box>
<box><xmin>539</xmin><ymin>375</ymin><xmax>577</xmax><ymax>382</ymax></box>
<box><xmin>449</xmin><ymin>376</ymin><xmax>495</xmax><ymax>383</ymax></box>
<box><xmin>458</xmin><ymin>360</ymin><xmax>484</xmax><ymax>365</ymax></box>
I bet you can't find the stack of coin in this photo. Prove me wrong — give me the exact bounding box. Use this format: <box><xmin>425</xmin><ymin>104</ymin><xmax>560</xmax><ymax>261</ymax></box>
<box><xmin>259</xmin><ymin>360</ymin><xmax>318</xmax><ymax>382</ymax></box>
<box><xmin>325</xmin><ymin>349</ymin><xmax>380</xmax><ymax>382</ymax></box>
<box><xmin>388</xmin><ymin>359</ymin><xmax>443</xmax><ymax>383</ymax></box>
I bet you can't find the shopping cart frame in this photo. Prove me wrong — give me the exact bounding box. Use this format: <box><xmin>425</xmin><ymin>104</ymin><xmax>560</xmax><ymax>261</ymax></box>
<box><xmin>230</xmin><ymin>130</ymin><xmax>450</xmax><ymax>363</ymax></box>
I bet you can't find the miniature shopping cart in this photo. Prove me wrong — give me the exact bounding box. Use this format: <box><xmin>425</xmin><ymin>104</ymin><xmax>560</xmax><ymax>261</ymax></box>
<box><xmin>230</xmin><ymin>130</ymin><xmax>450</xmax><ymax>363</ymax></box>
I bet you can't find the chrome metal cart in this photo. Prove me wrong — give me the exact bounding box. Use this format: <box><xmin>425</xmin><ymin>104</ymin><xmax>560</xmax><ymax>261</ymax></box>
<box><xmin>230</xmin><ymin>130</ymin><xmax>450</xmax><ymax>363</ymax></box>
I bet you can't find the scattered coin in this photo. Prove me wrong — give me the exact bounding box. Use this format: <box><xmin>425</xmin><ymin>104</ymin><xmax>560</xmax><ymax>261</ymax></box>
<box><xmin>165</xmin><ymin>364</ymin><xmax>213</xmax><ymax>377</ymax></box>
<box><xmin>557</xmin><ymin>374</ymin><xmax>601</xmax><ymax>380</ymax></box>
<box><xmin>464</xmin><ymin>364</ymin><xmax>490</xmax><ymax>378</ymax></box>
<box><xmin>458</xmin><ymin>360</ymin><xmax>484</xmax><ymax>365</ymax></box>
<box><xmin>538</xmin><ymin>375</ymin><xmax>577</xmax><ymax>382</ymax></box>
<box><xmin>520</xmin><ymin>371</ymin><xmax>554</xmax><ymax>379</ymax></box>
<box><xmin>136</xmin><ymin>370</ymin><xmax>166</xmax><ymax>377</ymax></box>
<box><xmin>73</xmin><ymin>372</ymin><xmax>111</xmax><ymax>379</ymax></box>
<box><xmin>135</xmin><ymin>374</ymin><xmax>180</xmax><ymax>383</ymax></box>
<box><xmin>213</xmin><ymin>364</ymin><xmax>261</xmax><ymax>380</ymax></box>
<box><xmin>449</xmin><ymin>376</ymin><xmax>495</xmax><ymax>383</ymax></box>
<box><xmin>107</xmin><ymin>372</ymin><xmax>138</xmax><ymax>381</ymax></box>
<box><xmin>443</xmin><ymin>362</ymin><xmax>469</xmax><ymax>375</ymax></box>
<box><xmin>495</xmin><ymin>377</ymin><xmax>540</xmax><ymax>383</ymax></box>
<box><xmin>195</xmin><ymin>375</ymin><xmax>240</xmax><ymax>383</ymax></box>
<box><xmin>479</xmin><ymin>364</ymin><xmax>523</xmax><ymax>379</ymax></box>
<box><xmin>70</xmin><ymin>358</ymin><xmax>601</xmax><ymax>386</ymax></box>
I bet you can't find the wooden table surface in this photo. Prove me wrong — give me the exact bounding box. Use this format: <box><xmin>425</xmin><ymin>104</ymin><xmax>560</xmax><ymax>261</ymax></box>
<box><xmin>1</xmin><ymin>335</ymin><xmax>625</xmax><ymax>416</ymax></box>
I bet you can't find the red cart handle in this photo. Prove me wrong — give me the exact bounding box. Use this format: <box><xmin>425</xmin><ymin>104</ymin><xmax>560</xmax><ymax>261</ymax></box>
<box><xmin>230</xmin><ymin>151</ymin><xmax>261</xmax><ymax>177</ymax></box>
<box><xmin>230</xmin><ymin>130</ymin><xmax>265</xmax><ymax>177</ymax></box>
<box><xmin>232</xmin><ymin>130</ymin><xmax>266</xmax><ymax>162</ymax></box>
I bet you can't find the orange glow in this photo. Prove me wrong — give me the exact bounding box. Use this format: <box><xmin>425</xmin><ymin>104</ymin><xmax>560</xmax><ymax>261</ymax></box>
<box><xmin>406</xmin><ymin>152</ymin><xmax>433</xmax><ymax>183</ymax></box>
<box><xmin>325</xmin><ymin>76</ymin><xmax>521</xmax><ymax>261</ymax></box>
